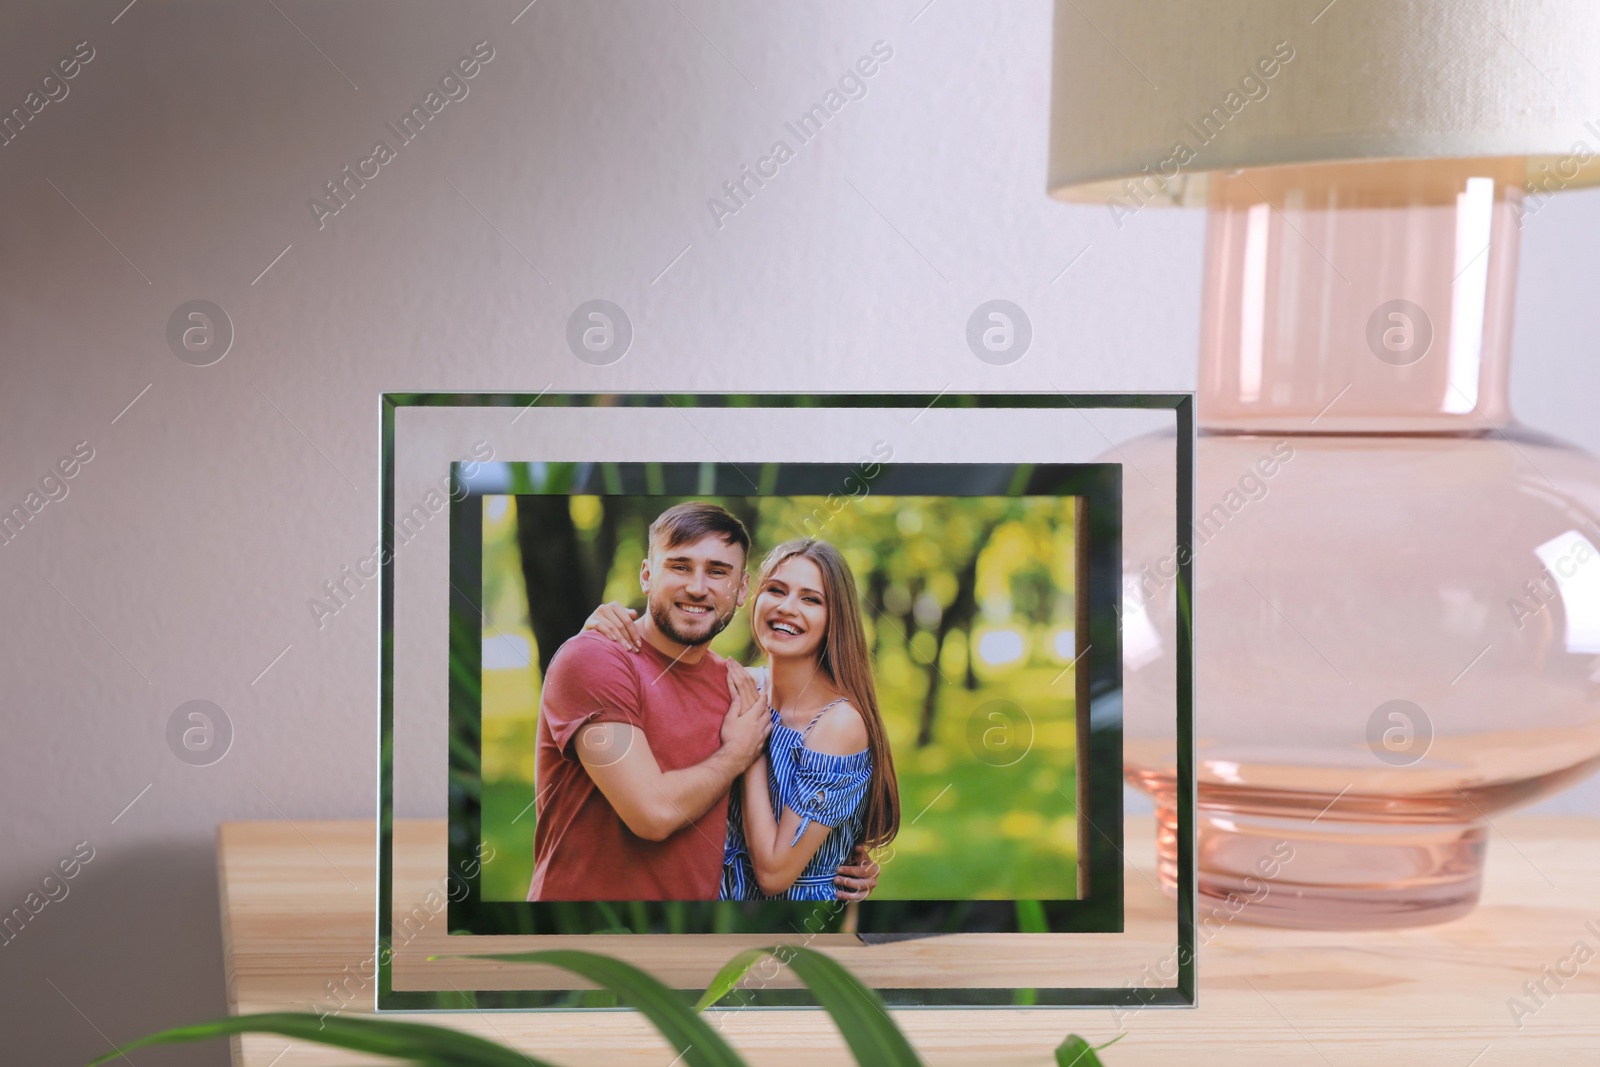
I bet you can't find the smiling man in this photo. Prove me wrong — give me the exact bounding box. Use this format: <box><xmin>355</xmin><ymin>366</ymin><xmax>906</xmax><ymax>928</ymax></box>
<box><xmin>527</xmin><ymin>501</ymin><xmax>876</xmax><ymax>902</ymax></box>
<box><xmin>527</xmin><ymin>502</ymin><xmax>759</xmax><ymax>901</ymax></box>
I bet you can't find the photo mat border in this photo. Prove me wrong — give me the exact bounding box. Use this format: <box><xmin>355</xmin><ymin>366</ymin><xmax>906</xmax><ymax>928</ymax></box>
<box><xmin>378</xmin><ymin>392</ymin><xmax>1196</xmax><ymax>1012</ymax></box>
<box><xmin>448</xmin><ymin>462</ymin><xmax>1117</xmax><ymax>938</ymax></box>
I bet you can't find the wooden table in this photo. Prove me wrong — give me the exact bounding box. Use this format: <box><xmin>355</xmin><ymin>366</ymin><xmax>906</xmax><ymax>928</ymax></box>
<box><xmin>219</xmin><ymin>818</ymin><xmax>1600</xmax><ymax>1065</ymax></box>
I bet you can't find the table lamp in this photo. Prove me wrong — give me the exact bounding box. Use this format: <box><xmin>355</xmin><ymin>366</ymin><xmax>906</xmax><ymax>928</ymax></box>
<box><xmin>1047</xmin><ymin>0</ymin><xmax>1600</xmax><ymax>927</ymax></box>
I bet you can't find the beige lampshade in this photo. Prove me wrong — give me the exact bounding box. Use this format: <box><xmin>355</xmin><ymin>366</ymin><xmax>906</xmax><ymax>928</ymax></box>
<box><xmin>1047</xmin><ymin>0</ymin><xmax>1600</xmax><ymax>205</ymax></box>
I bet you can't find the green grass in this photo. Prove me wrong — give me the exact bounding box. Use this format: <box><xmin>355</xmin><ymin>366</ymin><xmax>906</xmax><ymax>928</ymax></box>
<box><xmin>482</xmin><ymin>774</ymin><xmax>539</xmax><ymax>901</ymax></box>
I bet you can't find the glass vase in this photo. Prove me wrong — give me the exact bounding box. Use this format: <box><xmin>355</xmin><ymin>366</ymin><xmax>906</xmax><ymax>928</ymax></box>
<box><xmin>1117</xmin><ymin>158</ymin><xmax>1600</xmax><ymax>928</ymax></box>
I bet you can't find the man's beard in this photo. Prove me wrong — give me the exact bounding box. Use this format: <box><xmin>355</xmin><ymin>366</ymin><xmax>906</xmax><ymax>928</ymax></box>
<box><xmin>648</xmin><ymin>596</ymin><xmax>734</xmax><ymax>647</ymax></box>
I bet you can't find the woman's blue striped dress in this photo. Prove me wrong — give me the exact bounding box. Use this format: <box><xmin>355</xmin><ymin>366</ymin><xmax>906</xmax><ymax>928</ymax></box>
<box><xmin>721</xmin><ymin>694</ymin><xmax>873</xmax><ymax>902</ymax></box>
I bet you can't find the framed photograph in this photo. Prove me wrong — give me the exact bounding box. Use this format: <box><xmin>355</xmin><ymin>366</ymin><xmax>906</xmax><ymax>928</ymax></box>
<box><xmin>379</xmin><ymin>393</ymin><xmax>1194</xmax><ymax>1011</ymax></box>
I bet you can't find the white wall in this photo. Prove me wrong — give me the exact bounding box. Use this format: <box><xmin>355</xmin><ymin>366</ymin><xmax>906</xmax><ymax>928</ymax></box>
<box><xmin>2</xmin><ymin>2</ymin><xmax>1598</xmax><ymax>1062</ymax></box>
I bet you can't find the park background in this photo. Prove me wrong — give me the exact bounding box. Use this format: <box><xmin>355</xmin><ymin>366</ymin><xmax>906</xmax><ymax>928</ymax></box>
<box><xmin>473</xmin><ymin>492</ymin><xmax>1082</xmax><ymax>901</ymax></box>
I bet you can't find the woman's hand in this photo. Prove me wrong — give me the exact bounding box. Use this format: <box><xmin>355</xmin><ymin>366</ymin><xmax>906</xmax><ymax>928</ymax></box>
<box><xmin>581</xmin><ymin>602</ymin><xmax>642</xmax><ymax>650</ymax></box>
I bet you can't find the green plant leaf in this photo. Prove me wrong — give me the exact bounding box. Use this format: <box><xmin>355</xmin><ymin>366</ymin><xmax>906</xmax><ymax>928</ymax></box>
<box><xmin>769</xmin><ymin>947</ymin><xmax>922</xmax><ymax>1067</ymax></box>
<box><xmin>697</xmin><ymin>946</ymin><xmax>922</xmax><ymax>1067</ymax></box>
<box><xmin>443</xmin><ymin>949</ymin><xmax>746</xmax><ymax>1067</ymax></box>
<box><xmin>86</xmin><ymin>1011</ymin><xmax>555</xmax><ymax>1067</ymax></box>
<box><xmin>693</xmin><ymin>947</ymin><xmax>769</xmax><ymax>1011</ymax></box>
<box><xmin>1055</xmin><ymin>1031</ymin><xmax>1125</xmax><ymax>1067</ymax></box>
<box><xmin>1015</xmin><ymin>898</ymin><xmax>1049</xmax><ymax>933</ymax></box>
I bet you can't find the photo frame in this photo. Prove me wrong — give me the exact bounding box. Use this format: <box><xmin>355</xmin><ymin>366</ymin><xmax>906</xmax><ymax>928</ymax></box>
<box><xmin>378</xmin><ymin>393</ymin><xmax>1195</xmax><ymax>1011</ymax></box>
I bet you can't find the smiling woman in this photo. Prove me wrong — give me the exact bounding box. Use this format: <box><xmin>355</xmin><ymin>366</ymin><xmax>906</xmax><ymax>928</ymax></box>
<box><xmin>712</xmin><ymin>538</ymin><xmax>898</xmax><ymax>902</ymax></box>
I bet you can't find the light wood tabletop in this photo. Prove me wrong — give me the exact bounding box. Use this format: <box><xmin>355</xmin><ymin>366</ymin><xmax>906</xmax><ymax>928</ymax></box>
<box><xmin>218</xmin><ymin>817</ymin><xmax>1600</xmax><ymax>1065</ymax></box>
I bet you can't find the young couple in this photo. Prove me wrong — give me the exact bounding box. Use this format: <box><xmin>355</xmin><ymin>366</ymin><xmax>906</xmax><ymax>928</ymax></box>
<box><xmin>527</xmin><ymin>501</ymin><xmax>900</xmax><ymax>903</ymax></box>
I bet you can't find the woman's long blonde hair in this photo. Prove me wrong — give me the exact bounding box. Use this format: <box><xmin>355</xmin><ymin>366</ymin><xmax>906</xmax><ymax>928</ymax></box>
<box><xmin>751</xmin><ymin>538</ymin><xmax>899</xmax><ymax>849</ymax></box>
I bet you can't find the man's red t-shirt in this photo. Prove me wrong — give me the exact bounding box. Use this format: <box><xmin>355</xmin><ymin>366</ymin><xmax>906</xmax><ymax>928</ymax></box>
<box><xmin>527</xmin><ymin>631</ymin><xmax>731</xmax><ymax>901</ymax></box>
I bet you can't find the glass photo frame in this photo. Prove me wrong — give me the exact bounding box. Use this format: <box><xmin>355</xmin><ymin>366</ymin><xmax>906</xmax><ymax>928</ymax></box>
<box><xmin>378</xmin><ymin>393</ymin><xmax>1194</xmax><ymax>1011</ymax></box>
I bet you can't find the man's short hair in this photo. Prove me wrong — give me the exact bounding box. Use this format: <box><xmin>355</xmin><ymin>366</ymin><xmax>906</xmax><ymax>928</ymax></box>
<box><xmin>648</xmin><ymin>501</ymin><xmax>750</xmax><ymax>561</ymax></box>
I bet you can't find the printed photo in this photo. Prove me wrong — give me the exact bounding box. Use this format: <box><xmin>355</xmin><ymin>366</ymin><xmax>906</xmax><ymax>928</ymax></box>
<box><xmin>460</xmin><ymin>479</ymin><xmax>1085</xmax><ymax>908</ymax></box>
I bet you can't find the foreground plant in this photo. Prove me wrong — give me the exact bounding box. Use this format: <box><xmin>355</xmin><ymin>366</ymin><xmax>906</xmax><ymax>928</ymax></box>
<box><xmin>1055</xmin><ymin>1032</ymin><xmax>1124</xmax><ymax>1066</ymax></box>
<box><xmin>89</xmin><ymin>945</ymin><xmax>1120</xmax><ymax>1066</ymax></box>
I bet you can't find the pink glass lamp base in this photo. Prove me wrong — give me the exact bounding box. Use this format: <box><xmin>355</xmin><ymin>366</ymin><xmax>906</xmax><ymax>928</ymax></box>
<box><xmin>1113</xmin><ymin>159</ymin><xmax>1600</xmax><ymax>929</ymax></box>
<box><xmin>1149</xmin><ymin>789</ymin><xmax>1486</xmax><ymax>930</ymax></box>
<box><xmin>1141</xmin><ymin>756</ymin><xmax>1600</xmax><ymax>929</ymax></box>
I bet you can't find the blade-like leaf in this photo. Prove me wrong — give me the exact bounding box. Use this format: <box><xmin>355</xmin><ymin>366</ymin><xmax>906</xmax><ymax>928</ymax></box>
<box><xmin>86</xmin><ymin>1011</ymin><xmax>556</xmax><ymax>1067</ymax></box>
<box><xmin>766</xmin><ymin>947</ymin><xmax>922</xmax><ymax>1067</ymax></box>
<box><xmin>694</xmin><ymin>946</ymin><xmax>920</xmax><ymax>1067</ymax></box>
<box><xmin>1015</xmin><ymin>898</ymin><xmax>1049</xmax><ymax>933</ymax></box>
<box><xmin>694</xmin><ymin>948</ymin><xmax>770</xmax><ymax>1012</ymax></box>
<box><xmin>1055</xmin><ymin>1031</ymin><xmax>1125</xmax><ymax>1066</ymax></box>
<box><xmin>443</xmin><ymin>950</ymin><xmax>746</xmax><ymax>1067</ymax></box>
